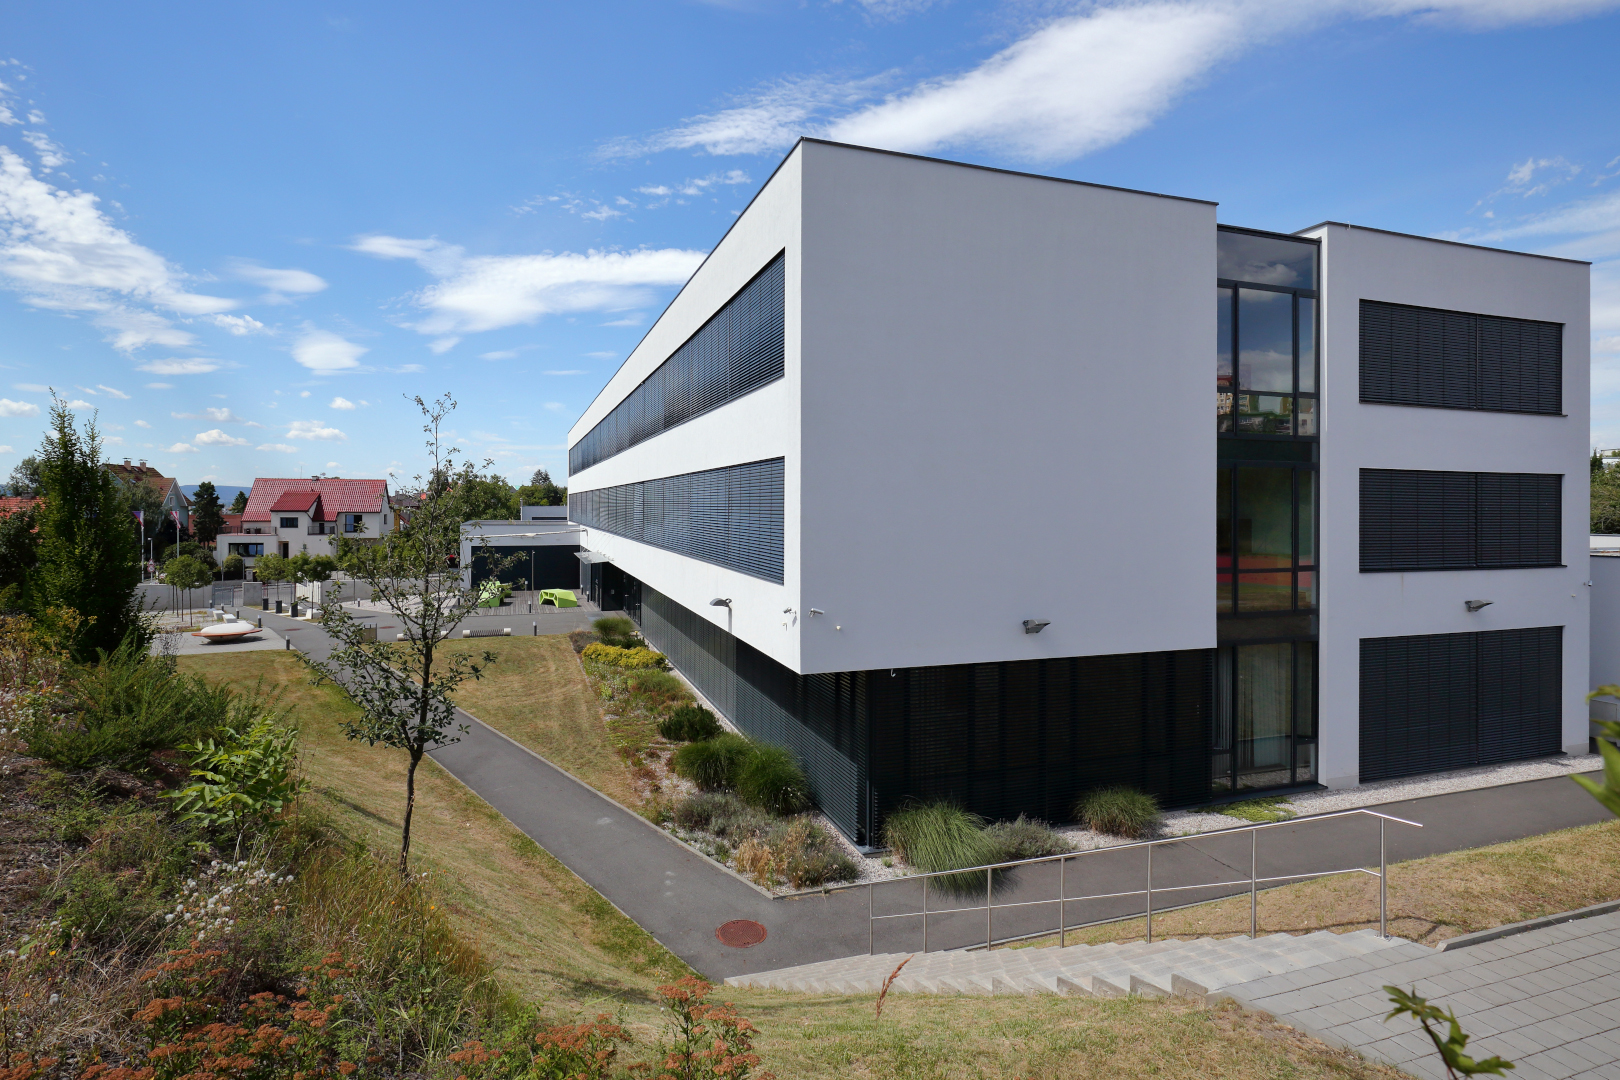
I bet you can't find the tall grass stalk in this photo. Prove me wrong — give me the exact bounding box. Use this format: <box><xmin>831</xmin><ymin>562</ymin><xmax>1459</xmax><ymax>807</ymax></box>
<box><xmin>882</xmin><ymin>802</ymin><xmax>996</xmax><ymax>896</ymax></box>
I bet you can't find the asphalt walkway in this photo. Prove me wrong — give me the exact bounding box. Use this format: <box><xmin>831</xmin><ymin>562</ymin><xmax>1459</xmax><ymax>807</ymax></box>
<box><xmin>247</xmin><ymin>608</ymin><xmax>1614</xmax><ymax>980</ymax></box>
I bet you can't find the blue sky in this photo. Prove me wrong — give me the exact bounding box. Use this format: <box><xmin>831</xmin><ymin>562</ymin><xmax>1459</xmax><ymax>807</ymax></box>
<box><xmin>1</xmin><ymin>0</ymin><xmax>1618</xmax><ymax>489</ymax></box>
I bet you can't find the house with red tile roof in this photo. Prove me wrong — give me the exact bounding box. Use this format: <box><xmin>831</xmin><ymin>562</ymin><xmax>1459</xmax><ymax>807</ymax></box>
<box><xmin>104</xmin><ymin>459</ymin><xmax>190</xmax><ymax>531</ymax></box>
<box><xmin>216</xmin><ymin>477</ymin><xmax>390</xmax><ymax>567</ymax></box>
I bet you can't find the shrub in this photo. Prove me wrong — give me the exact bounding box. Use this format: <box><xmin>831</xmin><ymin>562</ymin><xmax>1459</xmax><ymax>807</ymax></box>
<box><xmin>580</xmin><ymin>643</ymin><xmax>668</xmax><ymax>670</ymax></box>
<box><xmin>883</xmin><ymin>802</ymin><xmax>995</xmax><ymax>894</ymax></box>
<box><xmin>672</xmin><ymin>791</ymin><xmax>750</xmax><ymax>832</ymax></box>
<box><xmin>1076</xmin><ymin>786</ymin><xmax>1161</xmax><ymax>838</ymax></box>
<box><xmin>670</xmin><ymin>733</ymin><xmax>752</xmax><ymax>791</ymax></box>
<box><xmin>625</xmin><ymin>669</ymin><xmax>685</xmax><ymax>704</ymax></box>
<box><xmin>659</xmin><ymin>703</ymin><xmax>722</xmax><ymax>743</ymax></box>
<box><xmin>735</xmin><ymin>743</ymin><xmax>810</xmax><ymax>815</ymax></box>
<box><xmin>593</xmin><ymin>615</ymin><xmax>638</xmax><ymax>649</ymax></box>
<box><xmin>25</xmin><ymin>639</ymin><xmax>246</xmax><ymax>771</ymax></box>
<box><xmin>643</xmin><ymin>977</ymin><xmax>767</xmax><ymax>1080</ymax></box>
<box><xmin>567</xmin><ymin>629</ymin><xmax>600</xmax><ymax>654</ymax></box>
<box><xmin>166</xmin><ymin>717</ymin><xmax>310</xmax><ymax>842</ymax></box>
<box><xmin>984</xmin><ymin>815</ymin><xmax>1072</xmax><ymax>862</ymax></box>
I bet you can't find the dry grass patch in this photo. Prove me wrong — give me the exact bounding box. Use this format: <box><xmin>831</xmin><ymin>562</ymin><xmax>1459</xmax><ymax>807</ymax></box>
<box><xmin>176</xmin><ymin>650</ymin><xmax>689</xmax><ymax>1012</ymax></box>
<box><xmin>434</xmin><ymin>635</ymin><xmax>645</xmax><ymax>807</ymax></box>
<box><xmin>1008</xmin><ymin>818</ymin><xmax>1620</xmax><ymax>950</ymax></box>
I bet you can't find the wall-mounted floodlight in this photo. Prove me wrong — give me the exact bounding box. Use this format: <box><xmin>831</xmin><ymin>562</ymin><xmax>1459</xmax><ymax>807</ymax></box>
<box><xmin>1465</xmin><ymin>600</ymin><xmax>1493</xmax><ymax>613</ymax></box>
<box><xmin>710</xmin><ymin>598</ymin><xmax>732</xmax><ymax>608</ymax></box>
<box><xmin>808</xmin><ymin>608</ymin><xmax>824</xmax><ymax>616</ymax></box>
<box><xmin>1023</xmin><ymin>620</ymin><xmax>1050</xmax><ymax>634</ymax></box>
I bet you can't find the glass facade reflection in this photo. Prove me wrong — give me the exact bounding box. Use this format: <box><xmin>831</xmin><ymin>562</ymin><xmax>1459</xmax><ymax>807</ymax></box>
<box><xmin>1214</xmin><ymin>226</ymin><xmax>1320</xmax><ymax>793</ymax></box>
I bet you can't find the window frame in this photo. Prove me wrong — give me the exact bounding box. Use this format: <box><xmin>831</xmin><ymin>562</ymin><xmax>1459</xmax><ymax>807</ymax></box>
<box><xmin>1218</xmin><ymin>456</ymin><xmax>1318</xmax><ymax>617</ymax></box>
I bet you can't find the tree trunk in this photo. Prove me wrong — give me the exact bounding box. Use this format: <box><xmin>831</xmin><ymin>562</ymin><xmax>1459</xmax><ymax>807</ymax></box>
<box><xmin>400</xmin><ymin>747</ymin><xmax>421</xmax><ymax>875</ymax></box>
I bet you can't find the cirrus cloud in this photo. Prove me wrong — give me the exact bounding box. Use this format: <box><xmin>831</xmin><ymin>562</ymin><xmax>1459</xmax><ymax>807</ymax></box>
<box><xmin>137</xmin><ymin>358</ymin><xmax>221</xmax><ymax>376</ymax></box>
<box><xmin>256</xmin><ymin>443</ymin><xmax>298</xmax><ymax>453</ymax></box>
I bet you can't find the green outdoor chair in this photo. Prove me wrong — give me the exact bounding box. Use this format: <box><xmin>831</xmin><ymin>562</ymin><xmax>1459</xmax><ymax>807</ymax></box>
<box><xmin>540</xmin><ymin>588</ymin><xmax>578</xmax><ymax>608</ymax></box>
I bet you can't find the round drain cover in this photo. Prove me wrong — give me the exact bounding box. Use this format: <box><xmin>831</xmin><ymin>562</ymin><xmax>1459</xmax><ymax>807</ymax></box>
<box><xmin>716</xmin><ymin>920</ymin><xmax>767</xmax><ymax>948</ymax></box>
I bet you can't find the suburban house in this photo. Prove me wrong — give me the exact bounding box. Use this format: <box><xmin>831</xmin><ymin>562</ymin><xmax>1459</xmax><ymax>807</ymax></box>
<box><xmin>105</xmin><ymin>459</ymin><xmax>190</xmax><ymax>533</ymax></box>
<box><xmin>217</xmin><ymin>477</ymin><xmax>391</xmax><ymax>569</ymax></box>
<box><xmin>565</xmin><ymin>138</ymin><xmax>1589</xmax><ymax>847</ymax></box>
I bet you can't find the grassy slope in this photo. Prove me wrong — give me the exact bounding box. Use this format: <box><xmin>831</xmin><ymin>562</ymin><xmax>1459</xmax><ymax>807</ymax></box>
<box><xmin>437</xmin><ymin>636</ymin><xmax>641</xmax><ymax>806</ymax></box>
<box><xmin>179</xmin><ymin>648</ymin><xmax>1414</xmax><ymax>1080</ymax></box>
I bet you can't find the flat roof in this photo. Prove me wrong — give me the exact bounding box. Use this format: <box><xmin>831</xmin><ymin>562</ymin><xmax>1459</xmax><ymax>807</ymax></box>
<box><xmin>1293</xmin><ymin>221</ymin><xmax>1590</xmax><ymax>267</ymax></box>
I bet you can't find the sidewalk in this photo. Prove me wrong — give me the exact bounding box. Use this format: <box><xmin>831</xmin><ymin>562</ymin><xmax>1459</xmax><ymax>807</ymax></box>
<box><xmin>250</xmin><ymin>608</ymin><xmax>1615</xmax><ymax>980</ymax></box>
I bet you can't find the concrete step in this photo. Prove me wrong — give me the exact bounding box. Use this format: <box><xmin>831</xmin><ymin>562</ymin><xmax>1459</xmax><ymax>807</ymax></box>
<box><xmin>725</xmin><ymin>928</ymin><xmax>1426</xmax><ymax>998</ymax></box>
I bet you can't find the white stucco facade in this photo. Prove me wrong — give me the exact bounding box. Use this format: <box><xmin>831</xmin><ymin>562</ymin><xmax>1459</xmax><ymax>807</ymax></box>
<box><xmin>1303</xmin><ymin>223</ymin><xmax>1592</xmax><ymax>786</ymax></box>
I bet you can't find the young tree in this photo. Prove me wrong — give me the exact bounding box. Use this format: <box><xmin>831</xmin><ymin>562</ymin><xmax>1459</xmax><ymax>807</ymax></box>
<box><xmin>228</xmin><ymin>490</ymin><xmax>249</xmax><ymax>515</ymax></box>
<box><xmin>1595</xmin><ymin>460</ymin><xmax>1620</xmax><ymax>534</ymax></box>
<box><xmin>163</xmin><ymin>554</ymin><xmax>214</xmax><ymax>615</ymax></box>
<box><xmin>191</xmin><ymin>481</ymin><xmax>226</xmax><ymax>545</ymax></box>
<box><xmin>308</xmin><ymin>394</ymin><xmax>513</xmax><ymax>874</ymax></box>
<box><xmin>31</xmin><ymin>396</ymin><xmax>145</xmax><ymax>659</ymax></box>
<box><xmin>0</xmin><ymin>502</ymin><xmax>39</xmax><ymax>609</ymax></box>
<box><xmin>7</xmin><ymin>456</ymin><xmax>43</xmax><ymax>497</ymax></box>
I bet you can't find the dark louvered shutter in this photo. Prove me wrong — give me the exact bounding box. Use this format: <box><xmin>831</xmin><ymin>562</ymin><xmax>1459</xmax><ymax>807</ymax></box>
<box><xmin>1361</xmin><ymin>626</ymin><xmax>1562</xmax><ymax>782</ymax></box>
<box><xmin>570</xmin><ymin>253</ymin><xmax>785</xmax><ymax>474</ymax></box>
<box><xmin>1359</xmin><ymin>299</ymin><xmax>1561</xmax><ymax>415</ymax></box>
<box><xmin>1476</xmin><ymin>626</ymin><xmax>1563</xmax><ymax>763</ymax></box>
<box><xmin>1361</xmin><ymin>469</ymin><xmax>1560</xmax><ymax>572</ymax></box>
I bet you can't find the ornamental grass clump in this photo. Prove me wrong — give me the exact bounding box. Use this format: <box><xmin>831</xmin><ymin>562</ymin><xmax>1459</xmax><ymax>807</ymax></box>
<box><xmin>1076</xmin><ymin>786</ymin><xmax>1161</xmax><ymax>838</ymax></box>
<box><xmin>592</xmin><ymin>616</ymin><xmax>639</xmax><ymax>649</ymax></box>
<box><xmin>670</xmin><ymin>732</ymin><xmax>753</xmax><ymax>791</ymax></box>
<box><xmin>883</xmin><ymin>802</ymin><xmax>996</xmax><ymax>894</ymax></box>
<box><xmin>658</xmin><ymin>703</ymin><xmax>722</xmax><ymax>743</ymax></box>
<box><xmin>735</xmin><ymin>743</ymin><xmax>810</xmax><ymax>815</ymax></box>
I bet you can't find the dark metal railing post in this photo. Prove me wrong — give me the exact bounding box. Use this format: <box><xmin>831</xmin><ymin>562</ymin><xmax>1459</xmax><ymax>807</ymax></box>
<box><xmin>1145</xmin><ymin>844</ymin><xmax>1153</xmax><ymax>944</ymax></box>
<box><xmin>1250</xmin><ymin>830</ymin><xmax>1258</xmax><ymax>939</ymax></box>
<box><xmin>868</xmin><ymin>883</ymin><xmax>873</xmax><ymax>955</ymax></box>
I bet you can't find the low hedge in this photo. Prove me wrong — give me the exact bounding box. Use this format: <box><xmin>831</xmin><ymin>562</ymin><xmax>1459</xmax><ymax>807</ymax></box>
<box><xmin>580</xmin><ymin>643</ymin><xmax>669</xmax><ymax>670</ymax></box>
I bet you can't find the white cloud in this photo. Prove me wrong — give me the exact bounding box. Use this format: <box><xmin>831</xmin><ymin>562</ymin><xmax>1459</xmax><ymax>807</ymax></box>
<box><xmin>0</xmin><ymin>446</ymin><xmax>12</xmax><ymax>454</ymax></box>
<box><xmin>194</xmin><ymin>429</ymin><xmax>248</xmax><ymax>446</ymax></box>
<box><xmin>636</xmin><ymin>185</ymin><xmax>673</xmax><ymax>197</ymax></box>
<box><xmin>164</xmin><ymin>442</ymin><xmax>198</xmax><ymax>453</ymax></box>
<box><xmin>299</xmin><ymin>390</ymin><xmax>310</xmax><ymax>398</ymax></box>
<box><xmin>330</xmin><ymin>396</ymin><xmax>356</xmax><ymax>410</ymax></box>
<box><xmin>228</xmin><ymin>260</ymin><xmax>328</xmax><ymax>302</ymax></box>
<box><xmin>137</xmin><ymin>358</ymin><xmax>220</xmax><ymax>375</ymax></box>
<box><xmin>135</xmin><ymin>419</ymin><xmax>152</xmax><ymax>428</ymax></box>
<box><xmin>0</xmin><ymin>398</ymin><xmax>39</xmax><ymax>417</ymax></box>
<box><xmin>173</xmin><ymin>407</ymin><xmax>248</xmax><ymax>423</ymax></box>
<box><xmin>622</xmin><ymin>1</ymin><xmax>1620</xmax><ymax>165</ymax></box>
<box><xmin>141</xmin><ymin>385</ymin><xmax>171</xmax><ymax>391</ymax></box>
<box><xmin>22</xmin><ymin>129</ymin><xmax>69</xmax><ymax>170</ymax></box>
<box><xmin>104</xmin><ymin>435</ymin><xmax>125</xmax><ymax>445</ymax></box>
<box><xmin>325</xmin><ymin>461</ymin><xmax>340</xmax><ymax>470</ymax></box>
<box><xmin>480</xmin><ymin>349</ymin><xmax>519</xmax><ymax>360</ymax></box>
<box><xmin>12</xmin><ymin>383</ymin><xmax>48</xmax><ymax>392</ymax></box>
<box><xmin>352</xmin><ymin>235</ymin><xmax>705</xmax><ymax>336</ymax></box>
<box><xmin>584</xmin><ymin>350</ymin><xmax>615</xmax><ymax>359</ymax></box>
<box><xmin>257</xmin><ymin>443</ymin><xmax>298</xmax><ymax>453</ymax></box>
<box><xmin>602</xmin><ymin>314</ymin><xmax>644</xmax><ymax>327</ymax></box>
<box><xmin>292</xmin><ymin>327</ymin><xmax>368</xmax><ymax>372</ymax></box>
<box><xmin>66</xmin><ymin>399</ymin><xmax>93</xmax><ymax>409</ymax></box>
<box><xmin>94</xmin><ymin>383</ymin><xmax>130</xmax><ymax>399</ymax></box>
<box><xmin>0</xmin><ymin>146</ymin><xmax>235</xmax><ymax>351</ymax></box>
<box><xmin>544</xmin><ymin>401</ymin><xmax>567</xmax><ymax>412</ymax></box>
<box><xmin>286</xmin><ymin>419</ymin><xmax>347</xmax><ymax>441</ymax></box>
<box><xmin>428</xmin><ymin>336</ymin><xmax>460</xmax><ymax>354</ymax></box>
<box><xmin>211</xmin><ymin>313</ymin><xmax>268</xmax><ymax>335</ymax></box>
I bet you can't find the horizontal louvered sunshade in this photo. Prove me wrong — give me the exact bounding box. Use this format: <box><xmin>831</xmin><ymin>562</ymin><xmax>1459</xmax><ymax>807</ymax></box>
<box><xmin>1360</xmin><ymin>626</ymin><xmax>1562</xmax><ymax>783</ymax></box>
<box><xmin>570</xmin><ymin>254</ymin><xmax>785</xmax><ymax>475</ymax></box>
<box><xmin>1360</xmin><ymin>299</ymin><xmax>1562</xmax><ymax>414</ymax></box>
<box><xmin>569</xmin><ymin>458</ymin><xmax>785</xmax><ymax>584</ymax></box>
<box><xmin>1360</xmin><ymin>468</ymin><xmax>1561</xmax><ymax>572</ymax></box>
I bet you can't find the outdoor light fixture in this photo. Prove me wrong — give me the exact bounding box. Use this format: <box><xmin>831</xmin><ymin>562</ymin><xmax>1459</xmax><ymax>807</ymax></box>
<box><xmin>1465</xmin><ymin>600</ymin><xmax>1493</xmax><ymax>613</ymax></box>
<box><xmin>1023</xmin><ymin>620</ymin><xmax>1050</xmax><ymax>634</ymax></box>
<box><xmin>710</xmin><ymin>598</ymin><xmax>732</xmax><ymax>608</ymax></box>
<box><xmin>808</xmin><ymin>608</ymin><xmax>824</xmax><ymax>616</ymax></box>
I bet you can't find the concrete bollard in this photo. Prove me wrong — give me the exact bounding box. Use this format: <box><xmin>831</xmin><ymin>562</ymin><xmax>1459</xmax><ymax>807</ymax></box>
<box><xmin>462</xmin><ymin>629</ymin><xmax>471</xmax><ymax>638</ymax></box>
<box><xmin>502</xmin><ymin>628</ymin><xmax>511</xmax><ymax>636</ymax></box>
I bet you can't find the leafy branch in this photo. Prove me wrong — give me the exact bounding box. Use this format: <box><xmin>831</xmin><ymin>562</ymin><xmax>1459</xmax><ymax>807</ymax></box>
<box><xmin>1384</xmin><ymin>986</ymin><xmax>1514</xmax><ymax>1078</ymax></box>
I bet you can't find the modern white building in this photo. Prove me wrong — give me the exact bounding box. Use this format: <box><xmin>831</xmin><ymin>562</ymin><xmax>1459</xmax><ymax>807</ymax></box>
<box><xmin>565</xmin><ymin>139</ymin><xmax>1590</xmax><ymax>846</ymax></box>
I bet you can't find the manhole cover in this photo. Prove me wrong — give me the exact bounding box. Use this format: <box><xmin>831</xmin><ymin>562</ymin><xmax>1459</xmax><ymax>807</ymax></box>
<box><xmin>716</xmin><ymin>920</ymin><xmax>767</xmax><ymax>948</ymax></box>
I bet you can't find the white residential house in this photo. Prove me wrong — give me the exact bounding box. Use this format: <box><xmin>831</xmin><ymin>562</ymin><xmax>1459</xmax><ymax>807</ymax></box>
<box><xmin>216</xmin><ymin>477</ymin><xmax>391</xmax><ymax>568</ymax></box>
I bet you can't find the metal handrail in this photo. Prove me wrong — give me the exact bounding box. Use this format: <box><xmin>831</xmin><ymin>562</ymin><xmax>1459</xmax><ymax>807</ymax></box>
<box><xmin>846</xmin><ymin>807</ymin><xmax>1423</xmax><ymax>954</ymax></box>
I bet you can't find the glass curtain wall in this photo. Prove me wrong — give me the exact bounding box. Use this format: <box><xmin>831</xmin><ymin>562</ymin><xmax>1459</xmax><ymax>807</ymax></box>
<box><xmin>1214</xmin><ymin>227</ymin><xmax>1320</xmax><ymax>793</ymax></box>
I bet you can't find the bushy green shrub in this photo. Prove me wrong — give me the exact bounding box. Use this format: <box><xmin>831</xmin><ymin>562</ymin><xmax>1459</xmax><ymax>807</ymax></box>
<box><xmin>735</xmin><ymin>743</ymin><xmax>810</xmax><ymax>815</ymax></box>
<box><xmin>658</xmin><ymin>703</ymin><xmax>722</xmax><ymax>743</ymax></box>
<box><xmin>580</xmin><ymin>643</ymin><xmax>669</xmax><ymax>670</ymax></box>
<box><xmin>1076</xmin><ymin>786</ymin><xmax>1161</xmax><ymax>838</ymax></box>
<box><xmin>984</xmin><ymin>815</ymin><xmax>1072</xmax><ymax>862</ymax></box>
<box><xmin>883</xmin><ymin>802</ymin><xmax>995</xmax><ymax>894</ymax></box>
<box><xmin>624</xmin><ymin>669</ymin><xmax>685</xmax><ymax>704</ymax></box>
<box><xmin>592</xmin><ymin>616</ymin><xmax>638</xmax><ymax>649</ymax></box>
<box><xmin>166</xmin><ymin>718</ymin><xmax>309</xmax><ymax>840</ymax></box>
<box><xmin>25</xmin><ymin>640</ymin><xmax>247</xmax><ymax>771</ymax></box>
<box><xmin>580</xmin><ymin>643</ymin><xmax>668</xmax><ymax>670</ymax></box>
<box><xmin>670</xmin><ymin>732</ymin><xmax>752</xmax><ymax>791</ymax></box>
